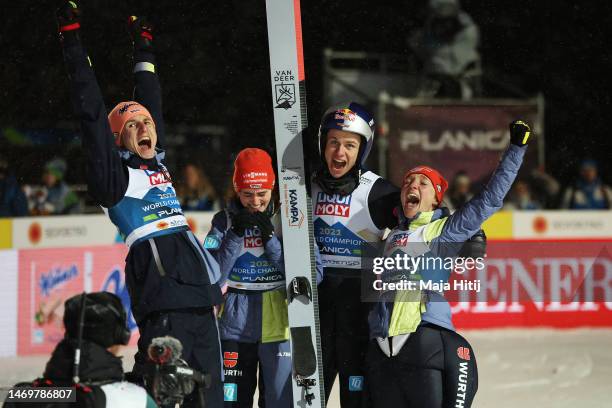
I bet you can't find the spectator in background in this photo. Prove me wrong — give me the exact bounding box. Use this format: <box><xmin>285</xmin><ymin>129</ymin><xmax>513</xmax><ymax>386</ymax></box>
<box><xmin>445</xmin><ymin>170</ymin><xmax>473</xmax><ymax>211</ymax></box>
<box><xmin>176</xmin><ymin>163</ymin><xmax>219</xmax><ymax>211</ymax></box>
<box><xmin>409</xmin><ymin>0</ymin><xmax>481</xmax><ymax>99</ymax></box>
<box><xmin>561</xmin><ymin>159</ymin><xmax>612</xmax><ymax>209</ymax></box>
<box><xmin>0</xmin><ymin>155</ymin><xmax>28</xmax><ymax>217</ymax></box>
<box><xmin>504</xmin><ymin>179</ymin><xmax>541</xmax><ymax>210</ymax></box>
<box><xmin>528</xmin><ymin>166</ymin><xmax>560</xmax><ymax>208</ymax></box>
<box><xmin>27</xmin><ymin>157</ymin><xmax>81</xmax><ymax>215</ymax></box>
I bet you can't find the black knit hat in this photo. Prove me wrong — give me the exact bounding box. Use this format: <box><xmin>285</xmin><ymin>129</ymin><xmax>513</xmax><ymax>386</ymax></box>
<box><xmin>63</xmin><ymin>292</ymin><xmax>130</xmax><ymax>348</ymax></box>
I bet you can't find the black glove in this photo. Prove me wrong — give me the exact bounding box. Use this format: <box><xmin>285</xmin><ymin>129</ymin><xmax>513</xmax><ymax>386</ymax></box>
<box><xmin>252</xmin><ymin>211</ymin><xmax>275</xmax><ymax>244</ymax></box>
<box><xmin>230</xmin><ymin>210</ymin><xmax>256</xmax><ymax>237</ymax></box>
<box><xmin>56</xmin><ymin>0</ymin><xmax>81</xmax><ymax>45</ymax></box>
<box><xmin>509</xmin><ymin>120</ymin><xmax>532</xmax><ymax>147</ymax></box>
<box><xmin>458</xmin><ymin>229</ymin><xmax>487</xmax><ymax>259</ymax></box>
<box><xmin>128</xmin><ymin>15</ymin><xmax>154</xmax><ymax>53</ymax></box>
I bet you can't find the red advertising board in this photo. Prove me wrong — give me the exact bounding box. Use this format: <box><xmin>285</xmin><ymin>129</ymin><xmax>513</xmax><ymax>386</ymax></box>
<box><xmin>385</xmin><ymin>101</ymin><xmax>542</xmax><ymax>188</ymax></box>
<box><xmin>17</xmin><ymin>245</ymin><xmax>137</xmax><ymax>355</ymax></box>
<box><xmin>450</xmin><ymin>240</ymin><xmax>612</xmax><ymax>328</ymax></box>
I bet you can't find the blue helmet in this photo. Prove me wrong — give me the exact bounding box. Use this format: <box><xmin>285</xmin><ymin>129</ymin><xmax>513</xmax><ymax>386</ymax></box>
<box><xmin>317</xmin><ymin>102</ymin><xmax>375</xmax><ymax>166</ymax></box>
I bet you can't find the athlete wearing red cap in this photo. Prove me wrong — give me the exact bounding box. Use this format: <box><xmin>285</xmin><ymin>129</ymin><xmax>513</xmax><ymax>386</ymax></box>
<box><xmin>366</xmin><ymin>120</ymin><xmax>533</xmax><ymax>408</ymax></box>
<box><xmin>56</xmin><ymin>3</ymin><xmax>223</xmax><ymax>406</ymax></box>
<box><xmin>204</xmin><ymin>148</ymin><xmax>322</xmax><ymax>407</ymax></box>
<box><xmin>401</xmin><ymin>165</ymin><xmax>449</xmax><ymax>218</ymax></box>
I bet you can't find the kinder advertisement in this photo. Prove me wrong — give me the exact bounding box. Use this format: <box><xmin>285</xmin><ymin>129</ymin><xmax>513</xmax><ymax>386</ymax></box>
<box><xmin>449</xmin><ymin>240</ymin><xmax>612</xmax><ymax>328</ymax></box>
<box><xmin>17</xmin><ymin>245</ymin><xmax>136</xmax><ymax>355</ymax></box>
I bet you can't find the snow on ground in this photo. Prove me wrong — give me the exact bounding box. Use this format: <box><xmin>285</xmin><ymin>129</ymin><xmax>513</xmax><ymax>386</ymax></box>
<box><xmin>465</xmin><ymin>329</ymin><xmax>612</xmax><ymax>408</ymax></box>
<box><xmin>1</xmin><ymin>329</ymin><xmax>611</xmax><ymax>407</ymax></box>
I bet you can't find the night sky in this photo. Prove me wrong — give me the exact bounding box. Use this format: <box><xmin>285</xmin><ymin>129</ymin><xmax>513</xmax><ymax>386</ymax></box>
<box><xmin>1</xmin><ymin>0</ymin><xmax>610</xmax><ymax>189</ymax></box>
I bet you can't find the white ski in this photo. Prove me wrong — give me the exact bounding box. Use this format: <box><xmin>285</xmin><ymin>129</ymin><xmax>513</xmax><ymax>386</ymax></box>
<box><xmin>264</xmin><ymin>0</ymin><xmax>325</xmax><ymax>407</ymax></box>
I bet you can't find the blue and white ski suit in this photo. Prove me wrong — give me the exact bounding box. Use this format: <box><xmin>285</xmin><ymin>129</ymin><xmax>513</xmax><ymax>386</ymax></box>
<box><xmin>205</xmin><ymin>204</ymin><xmax>322</xmax><ymax>406</ymax></box>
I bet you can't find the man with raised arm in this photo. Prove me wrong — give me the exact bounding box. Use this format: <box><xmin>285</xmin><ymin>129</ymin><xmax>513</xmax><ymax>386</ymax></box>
<box><xmin>56</xmin><ymin>2</ymin><xmax>223</xmax><ymax>406</ymax></box>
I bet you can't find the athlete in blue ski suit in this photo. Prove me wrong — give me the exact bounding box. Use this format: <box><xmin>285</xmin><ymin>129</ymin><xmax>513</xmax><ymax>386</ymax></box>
<box><xmin>366</xmin><ymin>121</ymin><xmax>533</xmax><ymax>407</ymax></box>
<box><xmin>57</xmin><ymin>4</ymin><xmax>223</xmax><ymax>406</ymax></box>
<box><xmin>205</xmin><ymin>148</ymin><xmax>323</xmax><ymax>407</ymax></box>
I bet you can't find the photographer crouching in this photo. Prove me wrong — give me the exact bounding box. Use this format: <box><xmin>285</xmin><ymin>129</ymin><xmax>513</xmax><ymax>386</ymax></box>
<box><xmin>3</xmin><ymin>292</ymin><xmax>210</xmax><ymax>408</ymax></box>
<box><xmin>3</xmin><ymin>292</ymin><xmax>157</xmax><ymax>407</ymax></box>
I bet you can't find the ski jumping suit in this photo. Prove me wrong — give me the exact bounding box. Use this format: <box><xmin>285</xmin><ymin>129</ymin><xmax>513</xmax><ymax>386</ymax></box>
<box><xmin>366</xmin><ymin>144</ymin><xmax>526</xmax><ymax>407</ymax></box>
<box><xmin>205</xmin><ymin>204</ymin><xmax>323</xmax><ymax>407</ymax></box>
<box><xmin>61</xmin><ymin>39</ymin><xmax>223</xmax><ymax>407</ymax></box>
<box><xmin>312</xmin><ymin>170</ymin><xmax>398</xmax><ymax>407</ymax></box>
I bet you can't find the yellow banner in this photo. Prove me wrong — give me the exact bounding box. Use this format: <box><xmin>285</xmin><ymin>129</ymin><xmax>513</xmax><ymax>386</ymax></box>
<box><xmin>482</xmin><ymin>211</ymin><xmax>513</xmax><ymax>239</ymax></box>
<box><xmin>0</xmin><ymin>219</ymin><xmax>12</xmax><ymax>249</ymax></box>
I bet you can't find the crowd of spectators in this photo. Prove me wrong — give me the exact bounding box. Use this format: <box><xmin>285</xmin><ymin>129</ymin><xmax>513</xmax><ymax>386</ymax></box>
<box><xmin>23</xmin><ymin>158</ymin><xmax>82</xmax><ymax>215</ymax></box>
<box><xmin>446</xmin><ymin>159</ymin><xmax>611</xmax><ymax>212</ymax></box>
<box><xmin>560</xmin><ymin>159</ymin><xmax>612</xmax><ymax>209</ymax></box>
<box><xmin>0</xmin><ymin>156</ymin><xmax>223</xmax><ymax>217</ymax></box>
<box><xmin>1</xmin><ymin>153</ymin><xmax>610</xmax><ymax>217</ymax></box>
<box><xmin>0</xmin><ymin>155</ymin><xmax>28</xmax><ymax>217</ymax></box>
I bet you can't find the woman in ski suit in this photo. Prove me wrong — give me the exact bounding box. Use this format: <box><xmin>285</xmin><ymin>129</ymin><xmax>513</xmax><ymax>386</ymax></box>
<box><xmin>366</xmin><ymin>120</ymin><xmax>533</xmax><ymax>407</ymax></box>
<box><xmin>205</xmin><ymin>148</ymin><xmax>322</xmax><ymax>407</ymax></box>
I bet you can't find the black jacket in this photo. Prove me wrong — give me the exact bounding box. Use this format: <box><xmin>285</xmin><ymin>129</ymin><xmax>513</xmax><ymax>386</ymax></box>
<box><xmin>3</xmin><ymin>339</ymin><xmax>129</xmax><ymax>408</ymax></box>
<box><xmin>61</xmin><ymin>43</ymin><xmax>222</xmax><ymax>322</ymax></box>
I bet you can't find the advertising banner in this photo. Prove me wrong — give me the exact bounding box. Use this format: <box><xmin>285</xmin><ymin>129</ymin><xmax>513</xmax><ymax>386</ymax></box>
<box><xmin>0</xmin><ymin>219</ymin><xmax>11</xmax><ymax>249</ymax></box>
<box><xmin>11</xmin><ymin>212</ymin><xmax>216</xmax><ymax>250</ymax></box>
<box><xmin>184</xmin><ymin>211</ymin><xmax>215</xmax><ymax>242</ymax></box>
<box><xmin>12</xmin><ymin>215</ymin><xmax>118</xmax><ymax>249</ymax></box>
<box><xmin>450</xmin><ymin>240</ymin><xmax>612</xmax><ymax>328</ymax></box>
<box><xmin>385</xmin><ymin>100</ymin><xmax>542</xmax><ymax>188</ymax></box>
<box><xmin>17</xmin><ymin>245</ymin><xmax>137</xmax><ymax>355</ymax></box>
<box><xmin>513</xmin><ymin>211</ymin><xmax>612</xmax><ymax>239</ymax></box>
<box><xmin>0</xmin><ymin>250</ymin><xmax>18</xmax><ymax>357</ymax></box>
<box><xmin>481</xmin><ymin>211</ymin><xmax>513</xmax><ymax>239</ymax></box>
<box><xmin>9</xmin><ymin>216</ymin><xmax>612</xmax><ymax>355</ymax></box>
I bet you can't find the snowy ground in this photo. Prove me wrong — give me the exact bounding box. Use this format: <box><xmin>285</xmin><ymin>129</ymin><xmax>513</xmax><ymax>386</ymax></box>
<box><xmin>1</xmin><ymin>329</ymin><xmax>611</xmax><ymax>407</ymax></box>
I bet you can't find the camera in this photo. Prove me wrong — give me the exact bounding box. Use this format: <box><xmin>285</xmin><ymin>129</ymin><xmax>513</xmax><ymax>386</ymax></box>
<box><xmin>141</xmin><ymin>336</ymin><xmax>211</xmax><ymax>407</ymax></box>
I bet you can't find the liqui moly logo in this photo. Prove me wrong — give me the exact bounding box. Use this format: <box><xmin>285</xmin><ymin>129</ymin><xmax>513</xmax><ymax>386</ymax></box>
<box><xmin>244</xmin><ymin>228</ymin><xmax>263</xmax><ymax>248</ymax></box>
<box><xmin>315</xmin><ymin>192</ymin><xmax>351</xmax><ymax>217</ymax></box>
